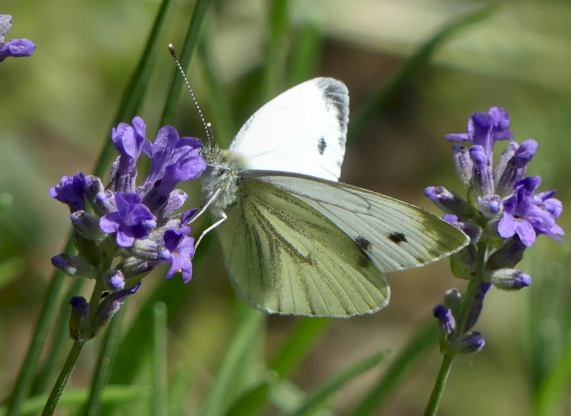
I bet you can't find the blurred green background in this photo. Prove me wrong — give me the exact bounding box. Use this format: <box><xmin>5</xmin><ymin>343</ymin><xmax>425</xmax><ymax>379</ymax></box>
<box><xmin>1</xmin><ymin>0</ymin><xmax>570</xmax><ymax>415</ymax></box>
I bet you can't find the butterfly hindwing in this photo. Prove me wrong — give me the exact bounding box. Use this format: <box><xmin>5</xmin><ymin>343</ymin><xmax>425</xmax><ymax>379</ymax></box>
<box><xmin>218</xmin><ymin>178</ymin><xmax>389</xmax><ymax>317</ymax></box>
<box><xmin>229</xmin><ymin>78</ymin><xmax>349</xmax><ymax>182</ymax></box>
<box><xmin>244</xmin><ymin>172</ymin><xmax>469</xmax><ymax>273</ymax></box>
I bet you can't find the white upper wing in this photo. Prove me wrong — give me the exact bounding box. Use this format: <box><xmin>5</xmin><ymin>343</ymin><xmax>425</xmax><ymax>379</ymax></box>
<box><xmin>229</xmin><ymin>78</ymin><xmax>349</xmax><ymax>182</ymax></box>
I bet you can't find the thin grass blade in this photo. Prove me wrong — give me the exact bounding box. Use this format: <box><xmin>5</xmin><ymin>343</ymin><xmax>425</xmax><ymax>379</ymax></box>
<box><xmin>152</xmin><ymin>302</ymin><xmax>168</xmax><ymax>416</ymax></box>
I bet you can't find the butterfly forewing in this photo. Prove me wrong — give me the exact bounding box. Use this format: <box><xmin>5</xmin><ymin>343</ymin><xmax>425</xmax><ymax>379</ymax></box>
<box><xmin>244</xmin><ymin>172</ymin><xmax>469</xmax><ymax>273</ymax></box>
<box><xmin>229</xmin><ymin>78</ymin><xmax>349</xmax><ymax>182</ymax></box>
<box><xmin>218</xmin><ymin>179</ymin><xmax>390</xmax><ymax>317</ymax></box>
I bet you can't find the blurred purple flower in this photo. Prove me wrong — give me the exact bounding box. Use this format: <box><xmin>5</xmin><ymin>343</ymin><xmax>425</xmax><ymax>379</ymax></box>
<box><xmin>0</xmin><ymin>38</ymin><xmax>35</xmax><ymax>62</ymax></box>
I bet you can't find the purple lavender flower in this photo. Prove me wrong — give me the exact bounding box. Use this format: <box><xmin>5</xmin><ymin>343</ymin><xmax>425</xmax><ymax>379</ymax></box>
<box><xmin>161</xmin><ymin>227</ymin><xmax>195</xmax><ymax>283</ymax></box>
<box><xmin>90</xmin><ymin>283</ymin><xmax>141</xmax><ymax>337</ymax></box>
<box><xmin>49</xmin><ymin>172</ymin><xmax>87</xmax><ymax>212</ymax></box>
<box><xmin>498</xmin><ymin>176</ymin><xmax>564</xmax><ymax>247</ymax></box>
<box><xmin>142</xmin><ymin>126</ymin><xmax>207</xmax><ymax>213</ymax></box>
<box><xmin>452</xmin><ymin>331</ymin><xmax>485</xmax><ymax>354</ymax></box>
<box><xmin>110</xmin><ymin>117</ymin><xmax>147</xmax><ymax>192</ymax></box>
<box><xmin>100</xmin><ymin>192</ymin><xmax>157</xmax><ymax>247</ymax></box>
<box><xmin>495</xmin><ymin>139</ymin><xmax>538</xmax><ymax>196</ymax></box>
<box><xmin>445</xmin><ymin>106</ymin><xmax>512</xmax><ymax>155</ymax></box>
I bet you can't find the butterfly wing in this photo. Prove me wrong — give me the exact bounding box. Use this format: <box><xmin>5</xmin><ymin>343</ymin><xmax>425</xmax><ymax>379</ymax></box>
<box><xmin>229</xmin><ymin>77</ymin><xmax>349</xmax><ymax>182</ymax></box>
<box><xmin>218</xmin><ymin>178</ymin><xmax>389</xmax><ymax>317</ymax></box>
<box><xmin>244</xmin><ymin>171</ymin><xmax>469</xmax><ymax>273</ymax></box>
<box><xmin>0</xmin><ymin>15</ymin><xmax>12</xmax><ymax>43</ymax></box>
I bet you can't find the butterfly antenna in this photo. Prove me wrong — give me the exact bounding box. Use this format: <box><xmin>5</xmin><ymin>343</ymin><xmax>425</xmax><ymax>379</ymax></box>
<box><xmin>168</xmin><ymin>43</ymin><xmax>213</xmax><ymax>147</ymax></box>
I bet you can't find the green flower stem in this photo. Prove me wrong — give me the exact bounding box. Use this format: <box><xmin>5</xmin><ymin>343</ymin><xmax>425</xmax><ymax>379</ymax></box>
<box><xmin>40</xmin><ymin>341</ymin><xmax>85</xmax><ymax>416</ymax></box>
<box><xmin>41</xmin><ymin>278</ymin><xmax>105</xmax><ymax>415</ymax></box>
<box><xmin>424</xmin><ymin>243</ymin><xmax>488</xmax><ymax>416</ymax></box>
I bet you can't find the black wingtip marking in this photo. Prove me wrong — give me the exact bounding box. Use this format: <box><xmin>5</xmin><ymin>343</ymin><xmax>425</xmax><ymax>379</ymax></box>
<box><xmin>355</xmin><ymin>236</ymin><xmax>372</xmax><ymax>252</ymax></box>
<box><xmin>316</xmin><ymin>78</ymin><xmax>349</xmax><ymax>135</ymax></box>
<box><xmin>318</xmin><ymin>137</ymin><xmax>327</xmax><ymax>155</ymax></box>
<box><xmin>388</xmin><ymin>232</ymin><xmax>407</xmax><ymax>244</ymax></box>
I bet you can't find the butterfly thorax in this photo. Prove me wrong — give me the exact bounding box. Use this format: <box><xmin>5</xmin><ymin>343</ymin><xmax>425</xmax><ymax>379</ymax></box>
<box><xmin>201</xmin><ymin>145</ymin><xmax>248</xmax><ymax>216</ymax></box>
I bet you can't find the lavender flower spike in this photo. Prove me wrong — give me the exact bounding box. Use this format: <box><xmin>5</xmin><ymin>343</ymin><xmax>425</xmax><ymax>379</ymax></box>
<box><xmin>100</xmin><ymin>192</ymin><xmax>157</xmax><ymax>247</ymax></box>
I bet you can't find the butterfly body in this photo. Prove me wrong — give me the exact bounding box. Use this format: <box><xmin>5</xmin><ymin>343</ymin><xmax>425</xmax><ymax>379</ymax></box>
<box><xmin>201</xmin><ymin>78</ymin><xmax>468</xmax><ymax>317</ymax></box>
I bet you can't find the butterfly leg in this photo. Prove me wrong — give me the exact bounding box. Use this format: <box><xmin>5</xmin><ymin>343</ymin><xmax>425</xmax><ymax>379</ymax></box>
<box><xmin>194</xmin><ymin>212</ymin><xmax>227</xmax><ymax>251</ymax></box>
<box><xmin>189</xmin><ymin>188</ymin><xmax>221</xmax><ymax>224</ymax></box>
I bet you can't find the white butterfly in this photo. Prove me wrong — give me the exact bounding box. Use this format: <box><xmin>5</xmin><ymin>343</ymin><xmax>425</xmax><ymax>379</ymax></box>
<box><xmin>0</xmin><ymin>15</ymin><xmax>13</xmax><ymax>43</ymax></box>
<box><xmin>199</xmin><ymin>78</ymin><xmax>468</xmax><ymax>317</ymax></box>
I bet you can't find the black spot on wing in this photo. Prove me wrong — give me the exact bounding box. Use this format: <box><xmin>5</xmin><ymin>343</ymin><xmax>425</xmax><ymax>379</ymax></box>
<box><xmin>388</xmin><ymin>232</ymin><xmax>407</xmax><ymax>244</ymax></box>
<box><xmin>316</xmin><ymin>78</ymin><xmax>349</xmax><ymax>134</ymax></box>
<box><xmin>355</xmin><ymin>236</ymin><xmax>372</xmax><ymax>253</ymax></box>
<box><xmin>318</xmin><ymin>137</ymin><xmax>327</xmax><ymax>155</ymax></box>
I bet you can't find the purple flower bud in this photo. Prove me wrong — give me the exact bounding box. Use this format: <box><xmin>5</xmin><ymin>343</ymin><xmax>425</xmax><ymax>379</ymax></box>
<box><xmin>51</xmin><ymin>253</ymin><xmax>95</xmax><ymax>278</ymax></box>
<box><xmin>95</xmin><ymin>190</ymin><xmax>116</xmax><ymax>214</ymax></box>
<box><xmin>99</xmin><ymin>192</ymin><xmax>157</xmax><ymax>247</ymax></box>
<box><xmin>478</xmin><ymin>195</ymin><xmax>503</xmax><ymax>218</ymax></box>
<box><xmin>0</xmin><ymin>38</ymin><xmax>35</xmax><ymax>62</ymax></box>
<box><xmin>451</xmin><ymin>331</ymin><xmax>485</xmax><ymax>354</ymax></box>
<box><xmin>49</xmin><ymin>172</ymin><xmax>87</xmax><ymax>212</ymax></box>
<box><xmin>110</xmin><ymin>117</ymin><xmax>147</xmax><ymax>192</ymax></box>
<box><xmin>466</xmin><ymin>282</ymin><xmax>491</xmax><ymax>331</ymax></box>
<box><xmin>424</xmin><ymin>186</ymin><xmax>472</xmax><ymax>217</ymax></box>
<box><xmin>163</xmin><ymin>189</ymin><xmax>188</xmax><ymax>217</ymax></box>
<box><xmin>433</xmin><ymin>304</ymin><xmax>456</xmax><ymax>337</ymax></box>
<box><xmin>443</xmin><ymin>214</ymin><xmax>481</xmax><ymax>243</ymax></box>
<box><xmin>496</xmin><ymin>140</ymin><xmax>538</xmax><ymax>196</ymax></box>
<box><xmin>90</xmin><ymin>283</ymin><xmax>141</xmax><ymax>338</ymax></box>
<box><xmin>469</xmin><ymin>145</ymin><xmax>494</xmax><ymax>196</ymax></box>
<box><xmin>70</xmin><ymin>210</ymin><xmax>104</xmax><ymax>241</ymax></box>
<box><xmin>486</xmin><ymin>237</ymin><xmax>526</xmax><ymax>269</ymax></box>
<box><xmin>107</xmin><ymin>271</ymin><xmax>125</xmax><ymax>290</ymax></box>
<box><xmin>69</xmin><ymin>296</ymin><xmax>88</xmax><ymax>341</ymax></box>
<box><xmin>490</xmin><ymin>269</ymin><xmax>532</xmax><ymax>290</ymax></box>
<box><xmin>452</xmin><ymin>145</ymin><xmax>473</xmax><ymax>185</ymax></box>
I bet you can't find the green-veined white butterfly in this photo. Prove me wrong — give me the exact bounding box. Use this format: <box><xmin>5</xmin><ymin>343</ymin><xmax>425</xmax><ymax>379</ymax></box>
<box><xmin>199</xmin><ymin>77</ymin><xmax>468</xmax><ymax>317</ymax></box>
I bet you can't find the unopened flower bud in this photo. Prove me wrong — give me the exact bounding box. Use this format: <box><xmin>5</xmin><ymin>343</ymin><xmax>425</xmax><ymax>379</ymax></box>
<box><xmin>90</xmin><ymin>283</ymin><xmax>141</xmax><ymax>338</ymax></box>
<box><xmin>486</xmin><ymin>237</ymin><xmax>526</xmax><ymax>269</ymax></box>
<box><xmin>466</xmin><ymin>282</ymin><xmax>491</xmax><ymax>331</ymax></box>
<box><xmin>69</xmin><ymin>296</ymin><xmax>88</xmax><ymax>341</ymax></box>
<box><xmin>131</xmin><ymin>238</ymin><xmax>162</xmax><ymax>260</ymax></box>
<box><xmin>496</xmin><ymin>139</ymin><xmax>538</xmax><ymax>196</ymax></box>
<box><xmin>490</xmin><ymin>269</ymin><xmax>532</xmax><ymax>290</ymax></box>
<box><xmin>478</xmin><ymin>195</ymin><xmax>503</xmax><ymax>219</ymax></box>
<box><xmin>433</xmin><ymin>304</ymin><xmax>456</xmax><ymax>337</ymax></box>
<box><xmin>469</xmin><ymin>145</ymin><xmax>494</xmax><ymax>196</ymax></box>
<box><xmin>70</xmin><ymin>210</ymin><xmax>104</xmax><ymax>241</ymax></box>
<box><xmin>117</xmin><ymin>256</ymin><xmax>156</xmax><ymax>278</ymax></box>
<box><xmin>451</xmin><ymin>331</ymin><xmax>485</xmax><ymax>354</ymax></box>
<box><xmin>51</xmin><ymin>254</ymin><xmax>95</xmax><ymax>278</ymax></box>
<box><xmin>424</xmin><ymin>186</ymin><xmax>473</xmax><ymax>217</ymax></box>
<box><xmin>107</xmin><ymin>270</ymin><xmax>125</xmax><ymax>290</ymax></box>
<box><xmin>444</xmin><ymin>289</ymin><xmax>462</xmax><ymax>314</ymax></box>
<box><xmin>452</xmin><ymin>145</ymin><xmax>473</xmax><ymax>185</ymax></box>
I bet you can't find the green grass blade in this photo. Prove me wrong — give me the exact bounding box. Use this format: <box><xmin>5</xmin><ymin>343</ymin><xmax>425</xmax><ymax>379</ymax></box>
<box><xmin>290</xmin><ymin>350</ymin><xmax>389</xmax><ymax>416</ymax></box>
<box><xmin>152</xmin><ymin>302</ymin><xmax>168</xmax><ymax>416</ymax></box>
<box><xmin>81</xmin><ymin>308</ymin><xmax>126</xmax><ymax>416</ymax></box>
<box><xmin>5</xmin><ymin>2</ymin><xmax>175</xmax><ymax>413</ymax></box>
<box><xmin>224</xmin><ymin>376</ymin><xmax>274</xmax><ymax>416</ymax></box>
<box><xmin>534</xmin><ymin>343</ymin><xmax>571</xmax><ymax>416</ymax></box>
<box><xmin>288</xmin><ymin>23</ymin><xmax>322</xmax><ymax>86</ymax></box>
<box><xmin>270</xmin><ymin>318</ymin><xmax>330</xmax><ymax>378</ymax></box>
<box><xmin>262</xmin><ymin>0</ymin><xmax>290</xmax><ymax>100</ymax></box>
<box><xmin>94</xmin><ymin>0</ymin><xmax>175</xmax><ymax>177</ymax></box>
<box><xmin>350</xmin><ymin>323</ymin><xmax>438</xmax><ymax>416</ymax></box>
<box><xmin>198</xmin><ymin>305</ymin><xmax>264</xmax><ymax>416</ymax></box>
<box><xmin>349</xmin><ymin>5</ymin><xmax>497</xmax><ymax>141</ymax></box>
<box><xmin>168</xmin><ymin>364</ymin><xmax>194</xmax><ymax>416</ymax></box>
<box><xmin>198</xmin><ymin>37</ymin><xmax>236</xmax><ymax>146</ymax></box>
<box><xmin>0</xmin><ymin>386</ymin><xmax>150</xmax><ymax>416</ymax></box>
<box><xmin>31</xmin><ymin>279</ymin><xmax>83</xmax><ymax>395</ymax></box>
<box><xmin>160</xmin><ymin>0</ymin><xmax>214</xmax><ymax>125</ymax></box>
